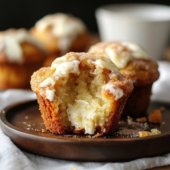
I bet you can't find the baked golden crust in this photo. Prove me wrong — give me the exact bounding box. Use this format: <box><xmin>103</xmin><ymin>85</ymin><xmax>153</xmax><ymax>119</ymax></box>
<box><xmin>31</xmin><ymin>52</ymin><xmax>133</xmax><ymax>135</ymax></box>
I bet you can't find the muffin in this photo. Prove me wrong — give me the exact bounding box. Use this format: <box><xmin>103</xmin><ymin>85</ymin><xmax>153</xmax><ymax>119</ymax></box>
<box><xmin>88</xmin><ymin>41</ymin><xmax>160</xmax><ymax>117</ymax></box>
<box><xmin>30</xmin><ymin>13</ymin><xmax>91</xmax><ymax>66</ymax></box>
<box><xmin>31</xmin><ymin>52</ymin><xmax>133</xmax><ymax>135</ymax></box>
<box><xmin>0</xmin><ymin>29</ymin><xmax>47</xmax><ymax>89</ymax></box>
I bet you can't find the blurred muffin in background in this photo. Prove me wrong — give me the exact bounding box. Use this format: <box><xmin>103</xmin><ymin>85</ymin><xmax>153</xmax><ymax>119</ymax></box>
<box><xmin>88</xmin><ymin>41</ymin><xmax>160</xmax><ymax>117</ymax></box>
<box><xmin>0</xmin><ymin>29</ymin><xmax>47</xmax><ymax>90</ymax></box>
<box><xmin>30</xmin><ymin>13</ymin><xmax>91</xmax><ymax>67</ymax></box>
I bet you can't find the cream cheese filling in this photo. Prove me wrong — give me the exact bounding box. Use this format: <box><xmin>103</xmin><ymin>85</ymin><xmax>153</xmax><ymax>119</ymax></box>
<box><xmin>67</xmin><ymin>99</ymin><xmax>109</xmax><ymax>134</ymax></box>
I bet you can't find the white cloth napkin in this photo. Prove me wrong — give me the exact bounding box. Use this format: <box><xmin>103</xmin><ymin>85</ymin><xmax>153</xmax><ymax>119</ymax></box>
<box><xmin>0</xmin><ymin>61</ymin><xmax>170</xmax><ymax>170</ymax></box>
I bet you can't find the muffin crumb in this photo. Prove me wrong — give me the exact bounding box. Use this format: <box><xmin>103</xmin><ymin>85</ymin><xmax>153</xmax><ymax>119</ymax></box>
<box><xmin>151</xmin><ymin>129</ymin><xmax>161</xmax><ymax>135</ymax></box>
<box><xmin>127</xmin><ymin>116</ymin><xmax>133</xmax><ymax>124</ymax></box>
<box><xmin>138</xmin><ymin>131</ymin><xmax>151</xmax><ymax>137</ymax></box>
<box><xmin>42</xmin><ymin>129</ymin><xmax>46</xmax><ymax>133</ymax></box>
<box><xmin>136</xmin><ymin>117</ymin><xmax>147</xmax><ymax>123</ymax></box>
<box><xmin>138</xmin><ymin>128</ymin><xmax>161</xmax><ymax>137</ymax></box>
<box><xmin>160</xmin><ymin>107</ymin><xmax>166</xmax><ymax>112</ymax></box>
<box><xmin>148</xmin><ymin>109</ymin><xmax>162</xmax><ymax>123</ymax></box>
<box><xmin>144</xmin><ymin>122</ymin><xmax>149</xmax><ymax>129</ymax></box>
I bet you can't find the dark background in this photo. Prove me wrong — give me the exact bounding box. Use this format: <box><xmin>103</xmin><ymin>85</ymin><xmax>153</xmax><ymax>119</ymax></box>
<box><xmin>0</xmin><ymin>0</ymin><xmax>170</xmax><ymax>33</ymax></box>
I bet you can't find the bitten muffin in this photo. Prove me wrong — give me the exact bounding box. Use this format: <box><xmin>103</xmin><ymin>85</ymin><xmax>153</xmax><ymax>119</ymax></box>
<box><xmin>88</xmin><ymin>41</ymin><xmax>160</xmax><ymax>117</ymax></box>
<box><xmin>0</xmin><ymin>29</ymin><xmax>47</xmax><ymax>89</ymax></box>
<box><xmin>31</xmin><ymin>52</ymin><xmax>133</xmax><ymax>135</ymax></box>
<box><xmin>30</xmin><ymin>13</ymin><xmax>91</xmax><ymax>66</ymax></box>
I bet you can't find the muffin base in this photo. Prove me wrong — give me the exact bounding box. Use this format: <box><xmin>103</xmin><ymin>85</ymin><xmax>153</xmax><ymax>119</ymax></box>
<box><xmin>122</xmin><ymin>84</ymin><xmax>152</xmax><ymax>117</ymax></box>
<box><xmin>36</xmin><ymin>93</ymin><xmax>129</xmax><ymax>135</ymax></box>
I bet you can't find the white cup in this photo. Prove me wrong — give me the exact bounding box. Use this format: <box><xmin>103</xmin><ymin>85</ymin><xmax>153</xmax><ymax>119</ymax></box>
<box><xmin>96</xmin><ymin>4</ymin><xmax>170</xmax><ymax>60</ymax></box>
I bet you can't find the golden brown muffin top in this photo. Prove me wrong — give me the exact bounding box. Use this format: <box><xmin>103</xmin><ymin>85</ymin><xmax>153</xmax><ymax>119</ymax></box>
<box><xmin>31</xmin><ymin>52</ymin><xmax>133</xmax><ymax>102</ymax></box>
<box><xmin>88</xmin><ymin>41</ymin><xmax>159</xmax><ymax>86</ymax></box>
<box><xmin>0</xmin><ymin>29</ymin><xmax>47</xmax><ymax>65</ymax></box>
<box><xmin>31</xmin><ymin>13</ymin><xmax>88</xmax><ymax>54</ymax></box>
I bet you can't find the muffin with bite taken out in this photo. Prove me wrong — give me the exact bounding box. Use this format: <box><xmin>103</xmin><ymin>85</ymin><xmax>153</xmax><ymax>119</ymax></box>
<box><xmin>31</xmin><ymin>52</ymin><xmax>133</xmax><ymax>135</ymax></box>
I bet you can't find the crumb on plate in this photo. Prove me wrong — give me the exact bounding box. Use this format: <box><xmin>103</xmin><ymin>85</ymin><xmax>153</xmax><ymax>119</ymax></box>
<box><xmin>160</xmin><ymin>107</ymin><xmax>166</xmax><ymax>112</ymax></box>
<box><xmin>148</xmin><ymin>109</ymin><xmax>162</xmax><ymax>123</ymax></box>
<box><xmin>138</xmin><ymin>131</ymin><xmax>151</xmax><ymax>137</ymax></box>
<box><xmin>127</xmin><ymin>116</ymin><xmax>133</xmax><ymax>124</ymax></box>
<box><xmin>138</xmin><ymin>129</ymin><xmax>161</xmax><ymax>137</ymax></box>
<box><xmin>136</xmin><ymin>117</ymin><xmax>147</xmax><ymax>123</ymax></box>
<box><xmin>42</xmin><ymin>129</ymin><xmax>46</xmax><ymax>133</ymax></box>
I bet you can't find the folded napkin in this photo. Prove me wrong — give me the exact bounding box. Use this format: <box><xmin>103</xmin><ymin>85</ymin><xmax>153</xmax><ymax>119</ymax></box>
<box><xmin>0</xmin><ymin>61</ymin><xmax>170</xmax><ymax>170</ymax></box>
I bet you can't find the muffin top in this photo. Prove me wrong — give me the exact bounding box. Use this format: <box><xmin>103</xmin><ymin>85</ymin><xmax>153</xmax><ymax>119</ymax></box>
<box><xmin>88</xmin><ymin>41</ymin><xmax>159</xmax><ymax>86</ymax></box>
<box><xmin>0</xmin><ymin>29</ymin><xmax>47</xmax><ymax>64</ymax></box>
<box><xmin>34</xmin><ymin>13</ymin><xmax>86</xmax><ymax>38</ymax></box>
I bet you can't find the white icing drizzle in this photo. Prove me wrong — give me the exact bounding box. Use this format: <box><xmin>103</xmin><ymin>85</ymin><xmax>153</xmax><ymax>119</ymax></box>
<box><xmin>105</xmin><ymin>46</ymin><xmax>133</xmax><ymax>69</ymax></box>
<box><xmin>52</xmin><ymin>60</ymin><xmax>80</xmax><ymax>77</ymax></box>
<box><xmin>105</xmin><ymin>84</ymin><xmax>124</xmax><ymax>100</ymax></box>
<box><xmin>89</xmin><ymin>57</ymin><xmax>121</xmax><ymax>76</ymax></box>
<box><xmin>105</xmin><ymin>42</ymin><xmax>148</xmax><ymax>69</ymax></box>
<box><xmin>46</xmin><ymin>89</ymin><xmax>56</xmax><ymax>101</ymax></box>
<box><xmin>35</xmin><ymin>13</ymin><xmax>86</xmax><ymax>54</ymax></box>
<box><xmin>0</xmin><ymin>29</ymin><xmax>45</xmax><ymax>63</ymax></box>
<box><xmin>40</xmin><ymin>77</ymin><xmax>57</xmax><ymax>87</ymax></box>
<box><xmin>122</xmin><ymin>42</ymin><xmax>148</xmax><ymax>59</ymax></box>
<box><xmin>89</xmin><ymin>42</ymin><xmax>148</xmax><ymax>69</ymax></box>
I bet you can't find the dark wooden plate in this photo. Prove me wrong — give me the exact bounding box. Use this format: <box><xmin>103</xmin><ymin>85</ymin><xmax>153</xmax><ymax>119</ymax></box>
<box><xmin>0</xmin><ymin>100</ymin><xmax>170</xmax><ymax>162</ymax></box>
